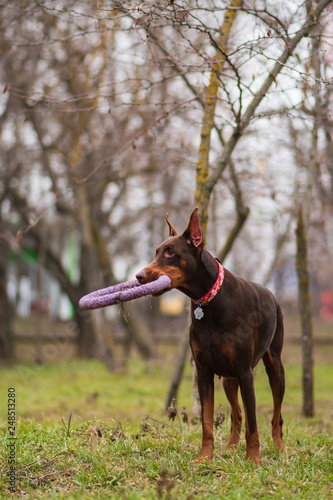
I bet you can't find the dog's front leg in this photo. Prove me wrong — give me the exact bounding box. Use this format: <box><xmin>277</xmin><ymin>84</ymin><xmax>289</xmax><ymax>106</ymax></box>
<box><xmin>239</xmin><ymin>370</ymin><xmax>261</xmax><ymax>464</ymax></box>
<box><xmin>197</xmin><ymin>369</ymin><xmax>214</xmax><ymax>461</ymax></box>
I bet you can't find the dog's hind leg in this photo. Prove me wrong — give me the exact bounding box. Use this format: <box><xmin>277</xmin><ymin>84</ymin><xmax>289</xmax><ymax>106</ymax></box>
<box><xmin>239</xmin><ymin>369</ymin><xmax>261</xmax><ymax>464</ymax></box>
<box><xmin>262</xmin><ymin>305</ymin><xmax>285</xmax><ymax>452</ymax></box>
<box><xmin>223</xmin><ymin>378</ymin><xmax>242</xmax><ymax>449</ymax></box>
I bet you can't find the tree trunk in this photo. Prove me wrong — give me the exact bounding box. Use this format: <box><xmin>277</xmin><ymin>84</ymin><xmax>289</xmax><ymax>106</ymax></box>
<box><xmin>190</xmin><ymin>0</ymin><xmax>242</xmax><ymax>416</ymax></box>
<box><xmin>34</xmin><ymin>226</ymin><xmax>46</xmax><ymax>364</ymax></box>
<box><xmin>195</xmin><ymin>0</ymin><xmax>242</xmax><ymax>234</ymax></box>
<box><xmin>296</xmin><ymin>206</ymin><xmax>314</xmax><ymax>417</ymax></box>
<box><xmin>0</xmin><ymin>234</ymin><xmax>13</xmax><ymax>359</ymax></box>
<box><xmin>75</xmin><ymin>309</ymin><xmax>98</xmax><ymax>358</ymax></box>
<box><xmin>165</xmin><ymin>321</ymin><xmax>191</xmax><ymax>410</ymax></box>
<box><xmin>121</xmin><ymin>302</ymin><xmax>156</xmax><ymax>360</ymax></box>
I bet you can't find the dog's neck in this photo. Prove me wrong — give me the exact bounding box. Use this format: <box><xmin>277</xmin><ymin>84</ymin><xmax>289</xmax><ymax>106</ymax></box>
<box><xmin>201</xmin><ymin>249</ymin><xmax>219</xmax><ymax>280</ymax></box>
<box><xmin>178</xmin><ymin>249</ymin><xmax>220</xmax><ymax>302</ymax></box>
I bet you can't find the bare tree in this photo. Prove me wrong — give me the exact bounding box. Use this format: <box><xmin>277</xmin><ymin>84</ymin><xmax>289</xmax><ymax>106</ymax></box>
<box><xmin>0</xmin><ymin>1</ymin><xmax>332</xmax><ymax>371</ymax></box>
<box><xmin>164</xmin><ymin>0</ymin><xmax>332</xmax><ymax>410</ymax></box>
<box><xmin>287</xmin><ymin>5</ymin><xmax>333</xmax><ymax>416</ymax></box>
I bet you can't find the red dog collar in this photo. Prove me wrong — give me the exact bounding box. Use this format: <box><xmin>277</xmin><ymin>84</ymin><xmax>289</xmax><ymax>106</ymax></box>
<box><xmin>192</xmin><ymin>261</ymin><xmax>225</xmax><ymax>307</ymax></box>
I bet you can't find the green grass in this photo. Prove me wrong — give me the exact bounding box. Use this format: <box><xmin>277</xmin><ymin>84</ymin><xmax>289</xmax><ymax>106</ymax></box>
<box><xmin>0</xmin><ymin>359</ymin><xmax>332</xmax><ymax>499</ymax></box>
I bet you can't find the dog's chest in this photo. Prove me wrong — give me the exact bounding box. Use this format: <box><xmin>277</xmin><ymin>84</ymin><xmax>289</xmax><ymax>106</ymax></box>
<box><xmin>190</xmin><ymin>327</ymin><xmax>239</xmax><ymax>378</ymax></box>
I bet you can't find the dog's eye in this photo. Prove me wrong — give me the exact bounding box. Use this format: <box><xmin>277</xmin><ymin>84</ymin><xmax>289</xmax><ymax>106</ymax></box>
<box><xmin>165</xmin><ymin>249</ymin><xmax>175</xmax><ymax>258</ymax></box>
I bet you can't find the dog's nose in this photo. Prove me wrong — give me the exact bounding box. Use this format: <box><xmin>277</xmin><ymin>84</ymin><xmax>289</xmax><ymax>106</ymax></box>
<box><xmin>136</xmin><ymin>270</ymin><xmax>146</xmax><ymax>284</ymax></box>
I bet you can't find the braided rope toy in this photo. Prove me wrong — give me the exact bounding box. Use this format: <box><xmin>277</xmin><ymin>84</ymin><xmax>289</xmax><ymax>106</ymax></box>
<box><xmin>79</xmin><ymin>275</ymin><xmax>171</xmax><ymax>310</ymax></box>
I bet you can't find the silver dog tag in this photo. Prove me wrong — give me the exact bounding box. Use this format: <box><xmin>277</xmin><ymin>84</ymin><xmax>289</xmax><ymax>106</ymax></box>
<box><xmin>194</xmin><ymin>306</ymin><xmax>204</xmax><ymax>320</ymax></box>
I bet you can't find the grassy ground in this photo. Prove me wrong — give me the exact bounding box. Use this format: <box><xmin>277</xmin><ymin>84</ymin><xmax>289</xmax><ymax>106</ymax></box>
<box><xmin>0</xmin><ymin>359</ymin><xmax>332</xmax><ymax>499</ymax></box>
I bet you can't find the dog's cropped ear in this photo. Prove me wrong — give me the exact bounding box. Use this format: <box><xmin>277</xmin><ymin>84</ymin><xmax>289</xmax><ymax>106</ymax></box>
<box><xmin>183</xmin><ymin>207</ymin><xmax>204</xmax><ymax>249</ymax></box>
<box><xmin>166</xmin><ymin>213</ymin><xmax>178</xmax><ymax>237</ymax></box>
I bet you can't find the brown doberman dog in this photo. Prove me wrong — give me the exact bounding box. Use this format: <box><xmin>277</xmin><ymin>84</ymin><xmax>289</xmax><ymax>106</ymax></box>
<box><xmin>136</xmin><ymin>208</ymin><xmax>285</xmax><ymax>464</ymax></box>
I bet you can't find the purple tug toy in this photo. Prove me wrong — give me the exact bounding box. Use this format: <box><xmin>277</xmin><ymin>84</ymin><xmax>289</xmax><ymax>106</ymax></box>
<box><xmin>79</xmin><ymin>275</ymin><xmax>171</xmax><ymax>310</ymax></box>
